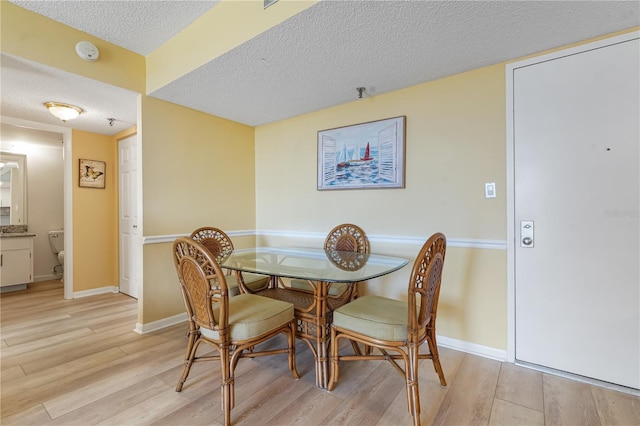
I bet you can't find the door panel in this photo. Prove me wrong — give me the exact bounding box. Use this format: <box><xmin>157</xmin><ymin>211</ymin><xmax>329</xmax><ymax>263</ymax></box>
<box><xmin>514</xmin><ymin>38</ymin><xmax>639</xmax><ymax>389</ymax></box>
<box><xmin>118</xmin><ymin>134</ymin><xmax>139</xmax><ymax>298</ymax></box>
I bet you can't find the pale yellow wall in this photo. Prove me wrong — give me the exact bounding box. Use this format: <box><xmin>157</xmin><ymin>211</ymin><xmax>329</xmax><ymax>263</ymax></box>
<box><xmin>139</xmin><ymin>95</ymin><xmax>257</xmax><ymax>323</ymax></box>
<box><xmin>142</xmin><ymin>242</ymin><xmax>183</xmax><ymax>323</ymax></box>
<box><xmin>0</xmin><ymin>2</ymin><xmax>145</xmax><ymax>93</ymax></box>
<box><xmin>256</xmin><ymin>64</ymin><xmax>506</xmax><ymax>238</ymax></box>
<box><xmin>147</xmin><ymin>0</ymin><xmax>319</xmax><ymax>92</ymax></box>
<box><xmin>255</xmin><ymin>63</ymin><xmax>508</xmax><ymax>349</ymax></box>
<box><xmin>72</xmin><ymin>130</ymin><xmax>118</xmax><ymax>291</ymax></box>
<box><xmin>438</xmin><ymin>247</ymin><xmax>506</xmax><ymax>349</ymax></box>
<box><xmin>140</xmin><ymin>96</ymin><xmax>256</xmax><ymax>234</ymax></box>
<box><xmin>113</xmin><ymin>126</ymin><xmax>137</xmax><ymax>142</ymax></box>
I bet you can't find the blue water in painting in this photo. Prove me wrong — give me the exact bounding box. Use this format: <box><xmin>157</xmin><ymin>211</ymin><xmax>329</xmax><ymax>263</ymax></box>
<box><xmin>328</xmin><ymin>146</ymin><xmax>393</xmax><ymax>186</ymax></box>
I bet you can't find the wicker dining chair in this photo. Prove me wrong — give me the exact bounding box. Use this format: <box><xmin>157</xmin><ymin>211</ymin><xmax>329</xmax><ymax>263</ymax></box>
<box><xmin>289</xmin><ymin>223</ymin><xmax>369</xmax><ymax>300</ymax></box>
<box><xmin>327</xmin><ymin>232</ymin><xmax>447</xmax><ymax>426</ymax></box>
<box><xmin>191</xmin><ymin>227</ymin><xmax>270</xmax><ymax>295</ymax></box>
<box><xmin>172</xmin><ymin>237</ymin><xmax>299</xmax><ymax>426</ymax></box>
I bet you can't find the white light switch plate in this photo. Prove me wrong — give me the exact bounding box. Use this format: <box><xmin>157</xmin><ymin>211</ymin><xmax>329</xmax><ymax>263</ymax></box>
<box><xmin>485</xmin><ymin>182</ymin><xmax>496</xmax><ymax>198</ymax></box>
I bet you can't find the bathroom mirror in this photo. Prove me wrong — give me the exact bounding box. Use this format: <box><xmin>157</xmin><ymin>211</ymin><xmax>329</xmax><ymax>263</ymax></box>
<box><xmin>0</xmin><ymin>152</ymin><xmax>27</xmax><ymax>226</ymax></box>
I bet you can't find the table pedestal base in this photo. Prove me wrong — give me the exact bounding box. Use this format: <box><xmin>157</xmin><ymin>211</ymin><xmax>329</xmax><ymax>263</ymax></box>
<box><xmin>255</xmin><ymin>278</ymin><xmax>354</xmax><ymax>389</ymax></box>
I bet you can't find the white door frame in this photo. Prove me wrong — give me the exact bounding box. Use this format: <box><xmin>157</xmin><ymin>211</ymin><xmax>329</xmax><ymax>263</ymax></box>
<box><xmin>505</xmin><ymin>30</ymin><xmax>640</xmax><ymax>363</ymax></box>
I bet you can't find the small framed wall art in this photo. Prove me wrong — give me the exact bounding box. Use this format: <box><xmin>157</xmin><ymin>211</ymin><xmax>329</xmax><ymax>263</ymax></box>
<box><xmin>317</xmin><ymin>116</ymin><xmax>406</xmax><ymax>190</ymax></box>
<box><xmin>79</xmin><ymin>158</ymin><xmax>106</xmax><ymax>189</ymax></box>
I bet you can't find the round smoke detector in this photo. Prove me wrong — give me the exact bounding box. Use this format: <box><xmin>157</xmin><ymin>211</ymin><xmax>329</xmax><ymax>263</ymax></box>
<box><xmin>75</xmin><ymin>41</ymin><xmax>99</xmax><ymax>62</ymax></box>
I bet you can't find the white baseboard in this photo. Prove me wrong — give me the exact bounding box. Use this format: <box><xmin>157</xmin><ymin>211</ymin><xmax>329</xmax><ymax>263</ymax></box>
<box><xmin>135</xmin><ymin>312</ymin><xmax>188</xmax><ymax>335</ymax></box>
<box><xmin>72</xmin><ymin>286</ymin><xmax>119</xmax><ymax>298</ymax></box>
<box><xmin>436</xmin><ymin>335</ymin><xmax>507</xmax><ymax>362</ymax></box>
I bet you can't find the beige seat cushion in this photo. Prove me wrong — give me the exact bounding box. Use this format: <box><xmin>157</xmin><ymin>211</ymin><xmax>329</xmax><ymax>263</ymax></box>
<box><xmin>200</xmin><ymin>293</ymin><xmax>294</xmax><ymax>341</ymax></box>
<box><xmin>333</xmin><ymin>295</ymin><xmax>408</xmax><ymax>341</ymax></box>
<box><xmin>239</xmin><ymin>272</ymin><xmax>270</xmax><ymax>291</ymax></box>
<box><xmin>214</xmin><ymin>273</ymin><xmax>270</xmax><ymax>297</ymax></box>
<box><xmin>289</xmin><ymin>279</ymin><xmax>349</xmax><ymax>296</ymax></box>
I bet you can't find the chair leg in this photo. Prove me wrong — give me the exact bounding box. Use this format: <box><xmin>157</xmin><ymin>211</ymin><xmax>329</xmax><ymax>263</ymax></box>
<box><xmin>176</xmin><ymin>336</ymin><xmax>201</xmax><ymax>392</ymax></box>
<box><xmin>220</xmin><ymin>346</ymin><xmax>232</xmax><ymax>426</ymax></box>
<box><xmin>427</xmin><ymin>328</ymin><xmax>447</xmax><ymax>386</ymax></box>
<box><xmin>407</xmin><ymin>344</ymin><xmax>421</xmax><ymax>426</ymax></box>
<box><xmin>327</xmin><ymin>326</ymin><xmax>340</xmax><ymax>391</ymax></box>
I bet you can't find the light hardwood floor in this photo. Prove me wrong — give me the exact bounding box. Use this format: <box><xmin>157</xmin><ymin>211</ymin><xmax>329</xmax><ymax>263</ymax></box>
<box><xmin>1</xmin><ymin>280</ymin><xmax>638</xmax><ymax>425</ymax></box>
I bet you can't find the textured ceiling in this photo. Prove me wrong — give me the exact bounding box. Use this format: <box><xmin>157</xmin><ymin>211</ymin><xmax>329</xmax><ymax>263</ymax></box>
<box><xmin>151</xmin><ymin>0</ymin><xmax>640</xmax><ymax>126</ymax></box>
<box><xmin>1</xmin><ymin>1</ymin><xmax>638</xmax><ymax>137</ymax></box>
<box><xmin>8</xmin><ymin>0</ymin><xmax>221</xmax><ymax>55</ymax></box>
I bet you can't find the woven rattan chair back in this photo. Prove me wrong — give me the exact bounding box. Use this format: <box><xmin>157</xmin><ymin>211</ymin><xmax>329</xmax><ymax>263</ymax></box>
<box><xmin>173</xmin><ymin>237</ymin><xmax>229</xmax><ymax>333</ymax></box>
<box><xmin>324</xmin><ymin>223</ymin><xmax>369</xmax><ymax>254</ymax></box>
<box><xmin>190</xmin><ymin>227</ymin><xmax>234</xmax><ymax>264</ymax></box>
<box><xmin>408</xmin><ymin>232</ymin><xmax>446</xmax><ymax>342</ymax></box>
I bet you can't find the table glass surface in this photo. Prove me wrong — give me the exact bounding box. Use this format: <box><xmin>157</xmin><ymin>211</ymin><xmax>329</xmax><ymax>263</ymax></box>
<box><xmin>220</xmin><ymin>247</ymin><xmax>408</xmax><ymax>283</ymax></box>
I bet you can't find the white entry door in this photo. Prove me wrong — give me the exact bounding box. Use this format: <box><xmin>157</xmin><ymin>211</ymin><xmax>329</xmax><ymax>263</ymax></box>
<box><xmin>118</xmin><ymin>134</ymin><xmax>139</xmax><ymax>298</ymax></box>
<box><xmin>512</xmin><ymin>34</ymin><xmax>639</xmax><ymax>389</ymax></box>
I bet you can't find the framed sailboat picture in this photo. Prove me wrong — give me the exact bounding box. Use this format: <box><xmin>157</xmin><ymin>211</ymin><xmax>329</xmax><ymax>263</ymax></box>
<box><xmin>317</xmin><ymin>116</ymin><xmax>406</xmax><ymax>190</ymax></box>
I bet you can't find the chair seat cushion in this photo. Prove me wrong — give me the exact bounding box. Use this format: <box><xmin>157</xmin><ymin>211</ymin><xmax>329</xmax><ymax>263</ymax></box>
<box><xmin>218</xmin><ymin>273</ymin><xmax>270</xmax><ymax>297</ymax></box>
<box><xmin>333</xmin><ymin>295</ymin><xmax>408</xmax><ymax>341</ymax></box>
<box><xmin>239</xmin><ymin>272</ymin><xmax>271</xmax><ymax>291</ymax></box>
<box><xmin>289</xmin><ymin>279</ymin><xmax>348</xmax><ymax>296</ymax></box>
<box><xmin>200</xmin><ymin>293</ymin><xmax>294</xmax><ymax>341</ymax></box>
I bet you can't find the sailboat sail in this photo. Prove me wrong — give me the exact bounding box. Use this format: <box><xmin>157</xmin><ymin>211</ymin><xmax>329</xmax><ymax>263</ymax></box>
<box><xmin>349</xmin><ymin>142</ymin><xmax>374</xmax><ymax>164</ymax></box>
<box><xmin>361</xmin><ymin>142</ymin><xmax>373</xmax><ymax>161</ymax></box>
<box><xmin>337</xmin><ymin>144</ymin><xmax>350</xmax><ymax>168</ymax></box>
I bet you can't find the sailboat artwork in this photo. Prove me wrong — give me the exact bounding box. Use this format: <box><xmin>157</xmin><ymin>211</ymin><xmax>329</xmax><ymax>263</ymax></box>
<box><xmin>317</xmin><ymin>116</ymin><xmax>406</xmax><ymax>190</ymax></box>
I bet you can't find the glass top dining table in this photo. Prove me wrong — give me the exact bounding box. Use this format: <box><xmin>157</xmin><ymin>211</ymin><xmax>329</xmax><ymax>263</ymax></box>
<box><xmin>220</xmin><ymin>247</ymin><xmax>409</xmax><ymax>282</ymax></box>
<box><xmin>220</xmin><ymin>247</ymin><xmax>409</xmax><ymax>388</ymax></box>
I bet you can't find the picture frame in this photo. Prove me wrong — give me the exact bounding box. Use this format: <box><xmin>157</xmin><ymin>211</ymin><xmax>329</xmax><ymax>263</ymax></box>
<box><xmin>79</xmin><ymin>158</ymin><xmax>106</xmax><ymax>189</ymax></box>
<box><xmin>317</xmin><ymin>116</ymin><xmax>406</xmax><ymax>190</ymax></box>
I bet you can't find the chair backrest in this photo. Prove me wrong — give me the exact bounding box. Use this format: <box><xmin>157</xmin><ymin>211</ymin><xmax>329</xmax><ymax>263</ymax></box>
<box><xmin>190</xmin><ymin>227</ymin><xmax>234</xmax><ymax>264</ymax></box>
<box><xmin>407</xmin><ymin>232</ymin><xmax>446</xmax><ymax>341</ymax></box>
<box><xmin>324</xmin><ymin>223</ymin><xmax>369</xmax><ymax>253</ymax></box>
<box><xmin>173</xmin><ymin>237</ymin><xmax>230</xmax><ymax>336</ymax></box>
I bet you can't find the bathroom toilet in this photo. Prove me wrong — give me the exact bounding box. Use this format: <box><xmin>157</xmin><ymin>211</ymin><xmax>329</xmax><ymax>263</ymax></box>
<box><xmin>48</xmin><ymin>230</ymin><xmax>64</xmax><ymax>274</ymax></box>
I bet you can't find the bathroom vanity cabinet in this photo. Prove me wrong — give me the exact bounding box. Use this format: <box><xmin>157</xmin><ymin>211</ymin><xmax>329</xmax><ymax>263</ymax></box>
<box><xmin>0</xmin><ymin>235</ymin><xmax>34</xmax><ymax>287</ymax></box>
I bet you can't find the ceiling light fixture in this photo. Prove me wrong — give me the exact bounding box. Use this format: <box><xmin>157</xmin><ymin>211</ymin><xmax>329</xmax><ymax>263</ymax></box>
<box><xmin>44</xmin><ymin>102</ymin><xmax>83</xmax><ymax>122</ymax></box>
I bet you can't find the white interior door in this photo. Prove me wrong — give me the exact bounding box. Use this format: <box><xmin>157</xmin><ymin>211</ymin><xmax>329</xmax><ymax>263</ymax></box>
<box><xmin>513</xmin><ymin>35</ymin><xmax>639</xmax><ymax>389</ymax></box>
<box><xmin>118</xmin><ymin>134</ymin><xmax>139</xmax><ymax>298</ymax></box>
